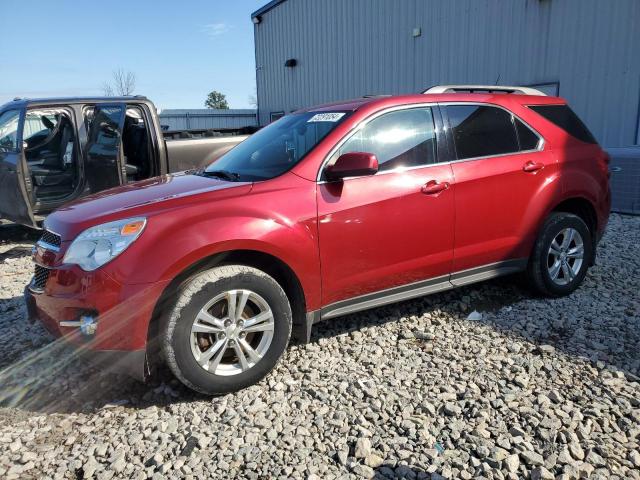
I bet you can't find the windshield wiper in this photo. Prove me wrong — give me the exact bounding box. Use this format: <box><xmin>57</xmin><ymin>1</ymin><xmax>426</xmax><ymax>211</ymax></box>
<box><xmin>200</xmin><ymin>169</ymin><xmax>241</xmax><ymax>181</ymax></box>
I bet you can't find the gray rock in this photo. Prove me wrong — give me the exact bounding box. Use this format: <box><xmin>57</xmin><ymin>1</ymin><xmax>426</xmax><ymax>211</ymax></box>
<box><xmin>354</xmin><ymin>438</ymin><xmax>372</xmax><ymax>459</ymax></box>
<box><xmin>364</xmin><ymin>453</ymin><xmax>384</xmax><ymax>468</ymax></box>
<box><xmin>530</xmin><ymin>466</ymin><xmax>554</xmax><ymax>480</ymax></box>
<box><xmin>352</xmin><ymin>463</ymin><xmax>375</xmax><ymax>478</ymax></box>
<box><xmin>504</xmin><ymin>454</ymin><xmax>519</xmax><ymax>473</ymax></box>
<box><xmin>520</xmin><ymin>451</ymin><xmax>544</xmax><ymax>466</ymax></box>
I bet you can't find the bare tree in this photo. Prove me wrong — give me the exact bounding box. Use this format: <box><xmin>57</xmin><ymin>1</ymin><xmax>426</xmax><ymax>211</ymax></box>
<box><xmin>102</xmin><ymin>69</ymin><xmax>136</xmax><ymax>96</ymax></box>
<box><xmin>101</xmin><ymin>82</ymin><xmax>115</xmax><ymax>97</ymax></box>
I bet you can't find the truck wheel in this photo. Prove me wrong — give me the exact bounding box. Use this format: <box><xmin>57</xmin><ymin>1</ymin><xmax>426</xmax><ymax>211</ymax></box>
<box><xmin>162</xmin><ymin>265</ymin><xmax>292</xmax><ymax>395</ymax></box>
<box><xmin>527</xmin><ymin>212</ymin><xmax>593</xmax><ymax>297</ymax></box>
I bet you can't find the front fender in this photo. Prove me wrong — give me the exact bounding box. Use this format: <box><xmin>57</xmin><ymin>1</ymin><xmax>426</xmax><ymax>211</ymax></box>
<box><xmin>103</xmin><ymin>174</ymin><xmax>321</xmax><ymax>310</ymax></box>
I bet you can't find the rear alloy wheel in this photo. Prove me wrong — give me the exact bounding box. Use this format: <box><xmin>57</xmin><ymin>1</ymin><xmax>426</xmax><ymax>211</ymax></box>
<box><xmin>527</xmin><ymin>212</ymin><xmax>593</xmax><ymax>297</ymax></box>
<box><xmin>546</xmin><ymin>227</ymin><xmax>584</xmax><ymax>286</ymax></box>
<box><xmin>162</xmin><ymin>266</ymin><xmax>292</xmax><ymax>394</ymax></box>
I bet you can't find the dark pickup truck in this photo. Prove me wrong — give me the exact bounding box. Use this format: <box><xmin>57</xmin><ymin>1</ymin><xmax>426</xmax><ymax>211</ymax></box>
<box><xmin>0</xmin><ymin>96</ymin><xmax>252</xmax><ymax>227</ymax></box>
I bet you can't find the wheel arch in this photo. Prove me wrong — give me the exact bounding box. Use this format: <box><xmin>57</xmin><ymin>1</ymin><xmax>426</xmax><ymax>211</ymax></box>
<box><xmin>536</xmin><ymin>196</ymin><xmax>598</xmax><ymax>267</ymax></box>
<box><xmin>550</xmin><ymin>196</ymin><xmax>598</xmax><ymax>238</ymax></box>
<box><xmin>146</xmin><ymin>248</ymin><xmax>308</xmax><ymax>360</ymax></box>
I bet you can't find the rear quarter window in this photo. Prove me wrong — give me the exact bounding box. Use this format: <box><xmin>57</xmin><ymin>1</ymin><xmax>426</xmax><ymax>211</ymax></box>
<box><xmin>529</xmin><ymin>105</ymin><xmax>597</xmax><ymax>144</ymax></box>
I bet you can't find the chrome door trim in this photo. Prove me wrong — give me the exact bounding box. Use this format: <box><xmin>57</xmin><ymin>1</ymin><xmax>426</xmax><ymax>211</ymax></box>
<box><xmin>319</xmin><ymin>259</ymin><xmax>528</xmax><ymax>320</ymax></box>
<box><xmin>316</xmin><ymin>101</ymin><xmax>546</xmax><ymax>183</ymax></box>
<box><xmin>316</xmin><ymin>102</ymin><xmax>439</xmax><ymax>182</ymax></box>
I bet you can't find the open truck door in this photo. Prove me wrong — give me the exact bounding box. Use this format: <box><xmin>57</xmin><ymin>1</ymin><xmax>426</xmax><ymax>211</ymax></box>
<box><xmin>84</xmin><ymin>104</ymin><xmax>126</xmax><ymax>193</ymax></box>
<box><xmin>0</xmin><ymin>108</ymin><xmax>38</xmax><ymax>227</ymax></box>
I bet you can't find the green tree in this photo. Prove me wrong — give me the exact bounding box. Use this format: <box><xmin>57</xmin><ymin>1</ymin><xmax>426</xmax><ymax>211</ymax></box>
<box><xmin>204</xmin><ymin>91</ymin><xmax>229</xmax><ymax>109</ymax></box>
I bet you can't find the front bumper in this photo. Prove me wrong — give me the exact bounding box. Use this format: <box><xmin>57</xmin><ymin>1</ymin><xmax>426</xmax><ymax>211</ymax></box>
<box><xmin>24</xmin><ymin>264</ymin><xmax>168</xmax><ymax>380</ymax></box>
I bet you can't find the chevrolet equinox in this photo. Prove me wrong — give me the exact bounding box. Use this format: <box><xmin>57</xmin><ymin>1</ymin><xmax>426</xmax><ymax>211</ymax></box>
<box><xmin>26</xmin><ymin>85</ymin><xmax>611</xmax><ymax>394</ymax></box>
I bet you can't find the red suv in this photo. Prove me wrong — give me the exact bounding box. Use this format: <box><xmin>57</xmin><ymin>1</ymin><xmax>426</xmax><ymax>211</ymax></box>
<box><xmin>25</xmin><ymin>85</ymin><xmax>611</xmax><ymax>394</ymax></box>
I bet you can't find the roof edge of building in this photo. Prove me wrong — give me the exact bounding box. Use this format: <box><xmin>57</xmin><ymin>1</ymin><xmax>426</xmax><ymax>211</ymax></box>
<box><xmin>251</xmin><ymin>0</ymin><xmax>287</xmax><ymax>19</ymax></box>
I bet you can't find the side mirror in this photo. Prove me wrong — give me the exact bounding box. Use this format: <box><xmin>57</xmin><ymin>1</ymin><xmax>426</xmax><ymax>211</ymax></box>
<box><xmin>325</xmin><ymin>152</ymin><xmax>378</xmax><ymax>181</ymax></box>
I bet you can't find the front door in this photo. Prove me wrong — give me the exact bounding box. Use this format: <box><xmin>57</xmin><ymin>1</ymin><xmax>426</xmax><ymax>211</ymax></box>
<box><xmin>84</xmin><ymin>104</ymin><xmax>126</xmax><ymax>193</ymax></box>
<box><xmin>0</xmin><ymin>108</ymin><xmax>37</xmax><ymax>227</ymax></box>
<box><xmin>317</xmin><ymin>106</ymin><xmax>455</xmax><ymax>309</ymax></box>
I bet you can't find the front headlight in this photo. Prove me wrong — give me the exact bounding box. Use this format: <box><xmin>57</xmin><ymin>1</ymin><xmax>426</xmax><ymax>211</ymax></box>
<box><xmin>63</xmin><ymin>217</ymin><xmax>147</xmax><ymax>271</ymax></box>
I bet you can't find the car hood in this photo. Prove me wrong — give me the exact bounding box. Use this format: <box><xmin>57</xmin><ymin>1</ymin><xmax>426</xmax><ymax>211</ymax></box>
<box><xmin>46</xmin><ymin>172</ymin><xmax>252</xmax><ymax>240</ymax></box>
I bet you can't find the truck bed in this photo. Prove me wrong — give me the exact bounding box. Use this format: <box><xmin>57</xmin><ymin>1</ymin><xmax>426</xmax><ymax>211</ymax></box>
<box><xmin>165</xmin><ymin>134</ymin><xmax>249</xmax><ymax>172</ymax></box>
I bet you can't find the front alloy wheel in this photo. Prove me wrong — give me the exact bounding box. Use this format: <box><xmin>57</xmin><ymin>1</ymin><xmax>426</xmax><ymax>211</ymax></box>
<box><xmin>162</xmin><ymin>266</ymin><xmax>292</xmax><ymax>395</ymax></box>
<box><xmin>190</xmin><ymin>289</ymin><xmax>275</xmax><ymax>376</ymax></box>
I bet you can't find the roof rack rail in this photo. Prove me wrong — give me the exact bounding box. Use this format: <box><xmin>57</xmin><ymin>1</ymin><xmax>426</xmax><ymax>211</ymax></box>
<box><xmin>423</xmin><ymin>85</ymin><xmax>547</xmax><ymax>96</ymax></box>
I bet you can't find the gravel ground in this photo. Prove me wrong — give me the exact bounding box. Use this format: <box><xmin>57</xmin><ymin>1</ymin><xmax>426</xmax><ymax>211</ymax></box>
<box><xmin>0</xmin><ymin>214</ymin><xmax>638</xmax><ymax>480</ymax></box>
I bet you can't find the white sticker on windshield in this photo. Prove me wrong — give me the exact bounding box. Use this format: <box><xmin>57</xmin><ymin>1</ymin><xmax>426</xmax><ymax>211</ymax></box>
<box><xmin>307</xmin><ymin>112</ymin><xmax>345</xmax><ymax>123</ymax></box>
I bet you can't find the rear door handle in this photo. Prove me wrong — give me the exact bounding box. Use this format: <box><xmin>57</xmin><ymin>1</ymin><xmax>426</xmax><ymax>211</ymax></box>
<box><xmin>523</xmin><ymin>161</ymin><xmax>545</xmax><ymax>173</ymax></box>
<box><xmin>421</xmin><ymin>180</ymin><xmax>450</xmax><ymax>195</ymax></box>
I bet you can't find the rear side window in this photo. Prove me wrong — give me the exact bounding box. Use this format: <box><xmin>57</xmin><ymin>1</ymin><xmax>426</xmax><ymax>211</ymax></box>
<box><xmin>515</xmin><ymin>119</ymin><xmax>541</xmax><ymax>150</ymax></box>
<box><xmin>445</xmin><ymin>105</ymin><xmax>519</xmax><ymax>160</ymax></box>
<box><xmin>338</xmin><ymin>107</ymin><xmax>437</xmax><ymax>171</ymax></box>
<box><xmin>529</xmin><ymin>105</ymin><xmax>597</xmax><ymax>144</ymax></box>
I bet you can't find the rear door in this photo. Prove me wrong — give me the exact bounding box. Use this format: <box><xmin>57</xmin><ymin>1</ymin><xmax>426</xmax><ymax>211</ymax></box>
<box><xmin>84</xmin><ymin>104</ymin><xmax>126</xmax><ymax>193</ymax></box>
<box><xmin>0</xmin><ymin>108</ymin><xmax>37</xmax><ymax>226</ymax></box>
<box><xmin>443</xmin><ymin>103</ymin><xmax>556</xmax><ymax>275</ymax></box>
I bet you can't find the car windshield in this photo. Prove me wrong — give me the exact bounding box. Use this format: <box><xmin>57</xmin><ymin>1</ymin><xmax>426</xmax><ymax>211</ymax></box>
<box><xmin>204</xmin><ymin>111</ymin><xmax>350</xmax><ymax>181</ymax></box>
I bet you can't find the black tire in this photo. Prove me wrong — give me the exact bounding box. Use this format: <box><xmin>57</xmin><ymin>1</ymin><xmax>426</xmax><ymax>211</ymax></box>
<box><xmin>527</xmin><ymin>212</ymin><xmax>593</xmax><ymax>297</ymax></box>
<box><xmin>162</xmin><ymin>265</ymin><xmax>292</xmax><ymax>395</ymax></box>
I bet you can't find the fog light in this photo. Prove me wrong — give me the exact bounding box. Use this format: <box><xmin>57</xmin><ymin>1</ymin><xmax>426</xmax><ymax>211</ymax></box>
<box><xmin>60</xmin><ymin>314</ymin><xmax>98</xmax><ymax>336</ymax></box>
<box><xmin>80</xmin><ymin>315</ymin><xmax>98</xmax><ymax>336</ymax></box>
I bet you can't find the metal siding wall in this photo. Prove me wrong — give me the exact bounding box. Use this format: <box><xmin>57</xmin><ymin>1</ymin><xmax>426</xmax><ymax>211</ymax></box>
<box><xmin>254</xmin><ymin>0</ymin><xmax>640</xmax><ymax>147</ymax></box>
<box><xmin>158</xmin><ymin>109</ymin><xmax>257</xmax><ymax>130</ymax></box>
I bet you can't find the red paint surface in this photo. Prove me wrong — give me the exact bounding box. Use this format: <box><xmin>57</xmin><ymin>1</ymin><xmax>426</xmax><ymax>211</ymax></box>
<box><xmin>29</xmin><ymin>93</ymin><xmax>611</xmax><ymax>355</ymax></box>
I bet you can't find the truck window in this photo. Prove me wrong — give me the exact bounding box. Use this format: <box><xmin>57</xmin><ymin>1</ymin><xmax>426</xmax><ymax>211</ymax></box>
<box><xmin>84</xmin><ymin>105</ymin><xmax>125</xmax><ymax>193</ymax></box>
<box><xmin>0</xmin><ymin>110</ymin><xmax>20</xmax><ymax>152</ymax></box>
<box><xmin>23</xmin><ymin>108</ymin><xmax>77</xmax><ymax>203</ymax></box>
<box><xmin>84</xmin><ymin>105</ymin><xmax>154</xmax><ymax>182</ymax></box>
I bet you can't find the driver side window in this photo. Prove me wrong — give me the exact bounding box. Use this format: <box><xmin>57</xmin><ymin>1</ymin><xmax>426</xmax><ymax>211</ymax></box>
<box><xmin>338</xmin><ymin>107</ymin><xmax>437</xmax><ymax>172</ymax></box>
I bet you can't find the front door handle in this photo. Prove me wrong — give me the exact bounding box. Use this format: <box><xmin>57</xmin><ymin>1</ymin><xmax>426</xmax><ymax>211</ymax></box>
<box><xmin>421</xmin><ymin>180</ymin><xmax>450</xmax><ymax>195</ymax></box>
<box><xmin>523</xmin><ymin>161</ymin><xmax>545</xmax><ymax>173</ymax></box>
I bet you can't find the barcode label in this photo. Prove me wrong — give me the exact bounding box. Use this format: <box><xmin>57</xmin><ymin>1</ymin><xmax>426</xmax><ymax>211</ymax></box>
<box><xmin>307</xmin><ymin>113</ymin><xmax>345</xmax><ymax>123</ymax></box>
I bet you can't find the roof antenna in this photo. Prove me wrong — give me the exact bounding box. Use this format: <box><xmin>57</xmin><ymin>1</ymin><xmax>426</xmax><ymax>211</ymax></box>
<box><xmin>495</xmin><ymin>74</ymin><xmax>501</xmax><ymax>85</ymax></box>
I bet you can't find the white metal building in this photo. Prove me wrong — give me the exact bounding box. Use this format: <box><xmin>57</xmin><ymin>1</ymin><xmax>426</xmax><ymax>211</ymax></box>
<box><xmin>251</xmin><ymin>0</ymin><xmax>640</xmax><ymax>149</ymax></box>
<box><xmin>158</xmin><ymin>109</ymin><xmax>257</xmax><ymax>131</ymax></box>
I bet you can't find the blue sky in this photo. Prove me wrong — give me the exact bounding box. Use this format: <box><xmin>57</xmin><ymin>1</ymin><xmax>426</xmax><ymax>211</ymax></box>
<box><xmin>0</xmin><ymin>0</ymin><xmax>266</xmax><ymax>110</ymax></box>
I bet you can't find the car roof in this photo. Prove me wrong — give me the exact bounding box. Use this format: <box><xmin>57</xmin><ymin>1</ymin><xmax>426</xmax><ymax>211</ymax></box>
<box><xmin>1</xmin><ymin>96</ymin><xmax>151</xmax><ymax>110</ymax></box>
<box><xmin>299</xmin><ymin>92</ymin><xmax>566</xmax><ymax>114</ymax></box>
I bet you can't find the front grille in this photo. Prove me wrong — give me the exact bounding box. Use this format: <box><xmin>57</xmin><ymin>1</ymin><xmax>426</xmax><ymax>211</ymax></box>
<box><xmin>31</xmin><ymin>265</ymin><xmax>51</xmax><ymax>291</ymax></box>
<box><xmin>39</xmin><ymin>230</ymin><xmax>62</xmax><ymax>248</ymax></box>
